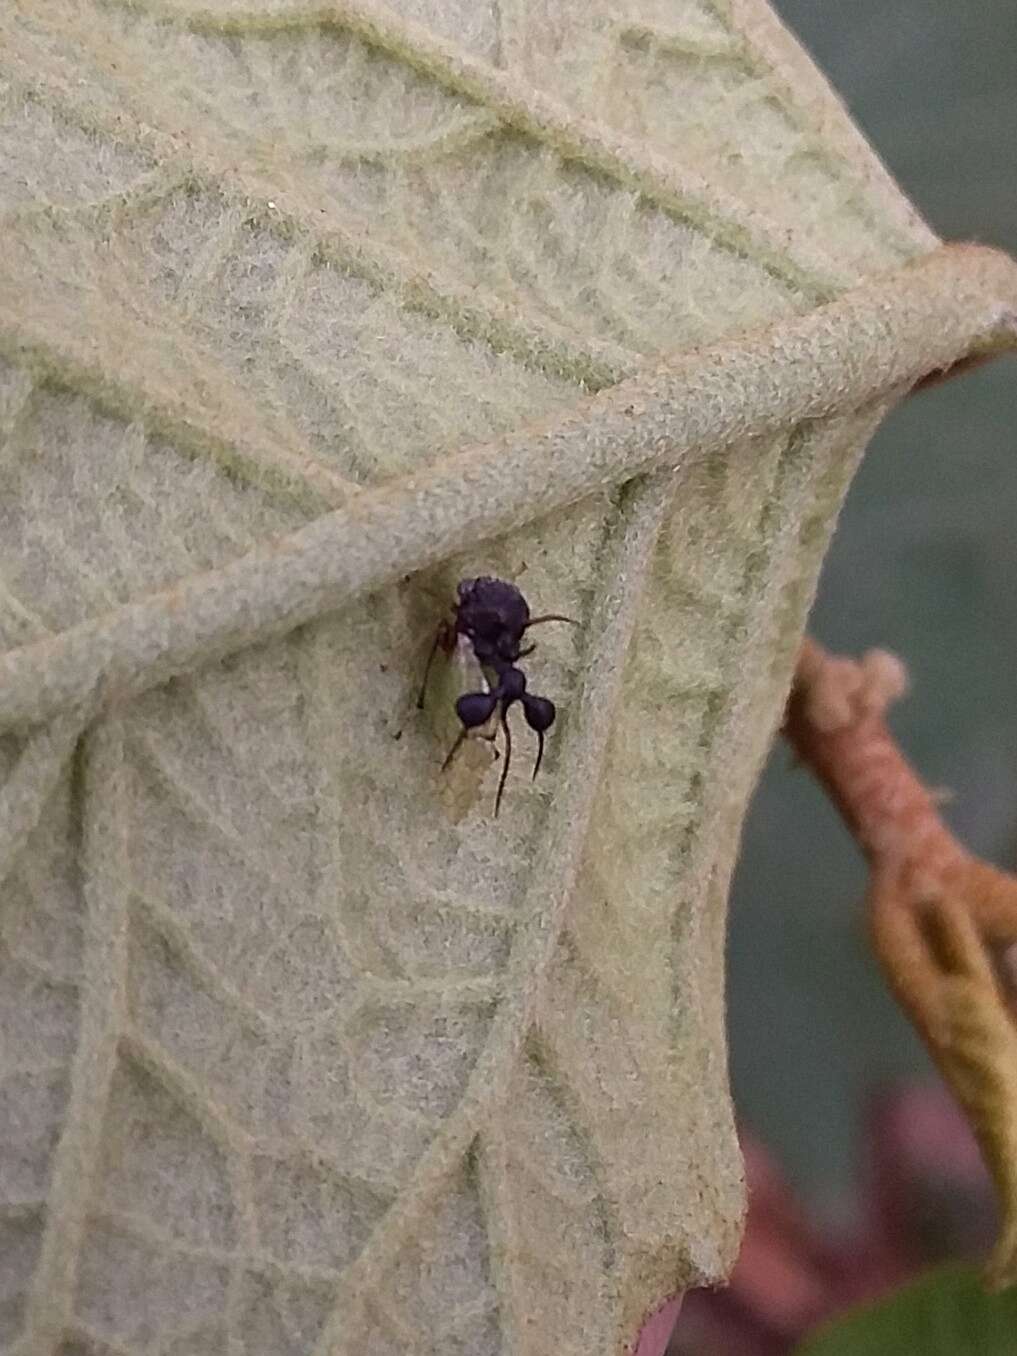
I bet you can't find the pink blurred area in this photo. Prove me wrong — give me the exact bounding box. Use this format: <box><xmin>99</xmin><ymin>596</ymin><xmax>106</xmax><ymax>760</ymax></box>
<box><xmin>633</xmin><ymin>1296</ymin><xmax>685</xmax><ymax>1356</ymax></box>
<box><xmin>631</xmin><ymin>1082</ymin><xmax>997</xmax><ymax>1355</ymax></box>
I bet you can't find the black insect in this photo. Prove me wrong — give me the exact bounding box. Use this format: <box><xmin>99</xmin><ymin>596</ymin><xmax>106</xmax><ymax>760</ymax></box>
<box><xmin>417</xmin><ymin>576</ymin><xmax>576</xmax><ymax>814</ymax></box>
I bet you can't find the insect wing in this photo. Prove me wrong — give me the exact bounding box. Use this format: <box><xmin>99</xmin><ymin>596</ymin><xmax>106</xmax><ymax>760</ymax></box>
<box><xmin>423</xmin><ymin>636</ymin><xmax>498</xmax><ymax>821</ymax></box>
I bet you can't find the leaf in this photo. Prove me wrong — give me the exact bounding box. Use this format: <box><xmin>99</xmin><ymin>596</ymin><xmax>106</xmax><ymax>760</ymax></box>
<box><xmin>0</xmin><ymin>3</ymin><xmax>1015</xmax><ymax>1355</ymax></box>
<box><xmin>793</xmin><ymin>1266</ymin><xmax>1017</xmax><ymax>1356</ymax></box>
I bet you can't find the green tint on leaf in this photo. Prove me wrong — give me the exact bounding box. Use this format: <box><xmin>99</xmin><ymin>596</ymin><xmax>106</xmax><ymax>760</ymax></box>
<box><xmin>1</xmin><ymin>2</ymin><xmax>1016</xmax><ymax>1354</ymax></box>
<box><xmin>795</xmin><ymin>1267</ymin><xmax>1017</xmax><ymax>1356</ymax></box>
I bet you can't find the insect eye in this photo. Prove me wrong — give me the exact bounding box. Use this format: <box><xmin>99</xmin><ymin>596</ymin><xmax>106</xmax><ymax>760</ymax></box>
<box><xmin>522</xmin><ymin>694</ymin><xmax>555</xmax><ymax>732</ymax></box>
<box><xmin>456</xmin><ymin>691</ymin><xmax>498</xmax><ymax>729</ymax></box>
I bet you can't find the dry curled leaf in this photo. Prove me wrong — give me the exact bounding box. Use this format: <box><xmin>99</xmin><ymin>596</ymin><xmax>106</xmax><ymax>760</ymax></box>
<box><xmin>1</xmin><ymin>3</ymin><xmax>1016</xmax><ymax>1355</ymax></box>
<box><xmin>785</xmin><ymin>640</ymin><xmax>1017</xmax><ymax>1292</ymax></box>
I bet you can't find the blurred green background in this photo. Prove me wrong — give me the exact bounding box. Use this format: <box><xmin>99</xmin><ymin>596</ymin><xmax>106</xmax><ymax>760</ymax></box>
<box><xmin>728</xmin><ymin>1</ymin><xmax>1017</xmax><ymax>1223</ymax></box>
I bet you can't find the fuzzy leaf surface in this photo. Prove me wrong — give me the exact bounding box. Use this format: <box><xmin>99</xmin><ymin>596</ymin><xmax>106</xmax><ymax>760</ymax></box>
<box><xmin>0</xmin><ymin>2</ymin><xmax>976</xmax><ymax>1354</ymax></box>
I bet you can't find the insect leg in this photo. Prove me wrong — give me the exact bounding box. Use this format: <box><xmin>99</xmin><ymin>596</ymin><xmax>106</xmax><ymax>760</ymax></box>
<box><xmin>416</xmin><ymin>620</ymin><xmax>454</xmax><ymax>708</ymax></box>
<box><xmin>521</xmin><ymin>693</ymin><xmax>555</xmax><ymax>783</ymax></box>
<box><xmin>441</xmin><ymin>728</ymin><xmax>468</xmax><ymax>772</ymax></box>
<box><xmin>531</xmin><ymin>727</ymin><xmax>545</xmax><ymax>781</ymax></box>
<box><xmin>494</xmin><ymin>707</ymin><xmax>512</xmax><ymax>817</ymax></box>
<box><xmin>523</xmin><ymin>614</ymin><xmax>579</xmax><ymax>630</ymax></box>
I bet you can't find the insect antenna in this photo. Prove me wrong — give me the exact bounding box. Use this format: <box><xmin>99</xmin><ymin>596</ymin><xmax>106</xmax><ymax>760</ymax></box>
<box><xmin>531</xmin><ymin>727</ymin><xmax>545</xmax><ymax>781</ymax></box>
<box><xmin>494</xmin><ymin>706</ymin><xmax>513</xmax><ymax>817</ymax></box>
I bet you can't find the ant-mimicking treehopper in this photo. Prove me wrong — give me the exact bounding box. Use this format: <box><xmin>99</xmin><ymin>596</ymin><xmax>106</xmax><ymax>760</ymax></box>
<box><xmin>417</xmin><ymin>576</ymin><xmax>577</xmax><ymax>815</ymax></box>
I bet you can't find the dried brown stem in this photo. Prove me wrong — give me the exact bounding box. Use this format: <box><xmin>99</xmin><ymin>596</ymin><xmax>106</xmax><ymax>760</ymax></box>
<box><xmin>784</xmin><ymin>637</ymin><xmax>1017</xmax><ymax>1289</ymax></box>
